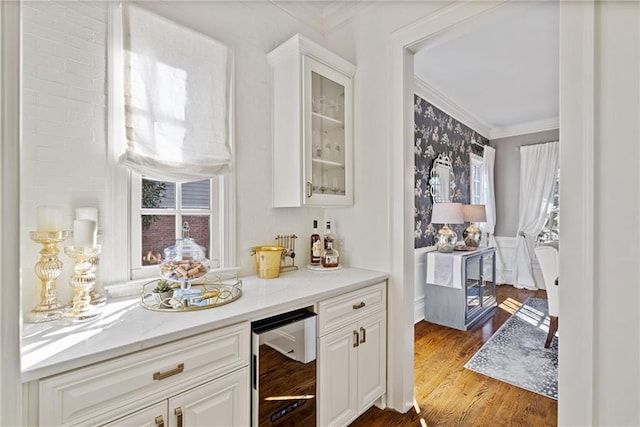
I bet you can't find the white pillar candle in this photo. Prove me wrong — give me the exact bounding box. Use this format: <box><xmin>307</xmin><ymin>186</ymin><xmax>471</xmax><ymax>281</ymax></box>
<box><xmin>36</xmin><ymin>205</ymin><xmax>62</xmax><ymax>232</ymax></box>
<box><xmin>73</xmin><ymin>219</ymin><xmax>97</xmax><ymax>248</ymax></box>
<box><xmin>75</xmin><ymin>207</ymin><xmax>98</xmax><ymax>229</ymax></box>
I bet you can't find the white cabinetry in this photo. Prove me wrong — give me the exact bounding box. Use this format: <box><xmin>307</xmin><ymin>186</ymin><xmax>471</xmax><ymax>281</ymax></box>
<box><xmin>38</xmin><ymin>322</ymin><xmax>249</xmax><ymax>427</ymax></box>
<box><xmin>268</xmin><ymin>34</ymin><xmax>356</xmax><ymax>207</ymax></box>
<box><xmin>317</xmin><ymin>282</ymin><xmax>386</xmax><ymax>427</ymax></box>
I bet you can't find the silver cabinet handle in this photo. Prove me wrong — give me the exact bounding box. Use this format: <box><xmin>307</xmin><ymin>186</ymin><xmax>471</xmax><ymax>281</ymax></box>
<box><xmin>360</xmin><ymin>326</ymin><xmax>366</xmax><ymax>344</ymax></box>
<box><xmin>306</xmin><ymin>182</ymin><xmax>313</xmax><ymax>198</ymax></box>
<box><xmin>353</xmin><ymin>330</ymin><xmax>359</xmax><ymax>347</ymax></box>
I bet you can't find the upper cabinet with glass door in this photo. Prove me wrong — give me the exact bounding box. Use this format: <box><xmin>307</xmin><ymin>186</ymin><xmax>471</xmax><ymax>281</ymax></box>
<box><xmin>268</xmin><ymin>34</ymin><xmax>355</xmax><ymax>207</ymax></box>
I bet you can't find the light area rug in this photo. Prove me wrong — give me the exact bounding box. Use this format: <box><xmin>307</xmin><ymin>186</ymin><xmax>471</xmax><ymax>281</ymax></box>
<box><xmin>464</xmin><ymin>297</ymin><xmax>558</xmax><ymax>400</ymax></box>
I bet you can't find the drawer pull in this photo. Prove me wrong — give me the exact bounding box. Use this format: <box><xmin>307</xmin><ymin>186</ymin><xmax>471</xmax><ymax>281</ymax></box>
<box><xmin>155</xmin><ymin>415</ymin><xmax>165</xmax><ymax>427</ymax></box>
<box><xmin>353</xmin><ymin>301</ymin><xmax>366</xmax><ymax>310</ymax></box>
<box><xmin>175</xmin><ymin>407</ymin><xmax>183</xmax><ymax>427</ymax></box>
<box><xmin>153</xmin><ymin>363</ymin><xmax>185</xmax><ymax>381</ymax></box>
<box><xmin>360</xmin><ymin>326</ymin><xmax>366</xmax><ymax>344</ymax></box>
<box><xmin>353</xmin><ymin>330</ymin><xmax>359</xmax><ymax>347</ymax></box>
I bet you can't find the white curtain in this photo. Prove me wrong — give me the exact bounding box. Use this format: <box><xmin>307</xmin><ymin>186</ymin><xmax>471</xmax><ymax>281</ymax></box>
<box><xmin>481</xmin><ymin>146</ymin><xmax>496</xmax><ymax>247</ymax></box>
<box><xmin>120</xmin><ymin>5</ymin><xmax>232</xmax><ymax>182</ymax></box>
<box><xmin>512</xmin><ymin>141</ymin><xmax>559</xmax><ymax>289</ymax></box>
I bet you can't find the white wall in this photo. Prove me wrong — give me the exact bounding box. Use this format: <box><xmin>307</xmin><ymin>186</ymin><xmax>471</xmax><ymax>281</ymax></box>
<box><xmin>20</xmin><ymin>1</ymin><xmax>326</xmax><ymax>315</ymax></box>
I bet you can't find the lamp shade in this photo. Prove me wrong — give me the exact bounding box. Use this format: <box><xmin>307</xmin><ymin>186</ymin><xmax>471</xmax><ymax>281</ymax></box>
<box><xmin>431</xmin><ymin>202</ymin><xmax>464</xmax><ymax>224</ymax></box>
<box><xmin>463</xmin><ymin>204</ymin><xmax>487</xmax><ymax>222</ymax></box>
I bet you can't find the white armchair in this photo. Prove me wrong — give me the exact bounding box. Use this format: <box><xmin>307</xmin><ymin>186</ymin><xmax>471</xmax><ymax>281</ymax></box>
<box><xmin>535</xmin><ymin>243</ymin><xmax>559</xmax><ymax>348</ymax></box>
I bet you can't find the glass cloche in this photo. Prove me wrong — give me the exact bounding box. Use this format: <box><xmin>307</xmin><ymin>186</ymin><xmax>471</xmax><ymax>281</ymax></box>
<box><xmin>159</xmin><ymin>237</ymin><xmax>210</xmax><ymax>288</ymax></box>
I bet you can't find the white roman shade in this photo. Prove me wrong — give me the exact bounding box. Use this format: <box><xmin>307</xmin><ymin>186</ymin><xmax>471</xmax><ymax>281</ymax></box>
<box><xmin>120</xmin><ymin>5</ymin><xmax>232</xmax><ymax>181</ymax></box>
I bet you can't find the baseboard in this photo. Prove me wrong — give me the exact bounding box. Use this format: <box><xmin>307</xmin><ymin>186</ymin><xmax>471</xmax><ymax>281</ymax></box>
<box><xmin>414</xmin><ymin>246</ymin><xmax>436</xmax><ymax>324</ymax></box>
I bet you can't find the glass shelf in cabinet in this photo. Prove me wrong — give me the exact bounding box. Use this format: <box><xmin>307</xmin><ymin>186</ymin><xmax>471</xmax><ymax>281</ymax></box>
<box><xmin>312</xmin><ymin>111</ymin><xmax>344</xmax><ymax>128</ymax></box>
<box><xmin>311</xmin><ymin>157</ymin><xmax>345</xmax><ymax>169</ymax></box>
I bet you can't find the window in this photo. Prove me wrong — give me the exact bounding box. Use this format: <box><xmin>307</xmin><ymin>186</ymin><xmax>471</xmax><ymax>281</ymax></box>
<box><xmin>538</xmin><ymin>169</ymin><xmax>560</xmax><ymax>242</ymax></box>
<box><xmin>130</xmin><ymin>176</ymin><xmax>223</xmax><ymax>280</ymax></box>
<box><xmin>470</xmin><ymin>154</ymin><xmax>484</xmax><ymax>205</ymax></box>
<box><xmin>105</xmin><ymin>3</ymin><xmax>234</xmax><ymax>292</ymax></box>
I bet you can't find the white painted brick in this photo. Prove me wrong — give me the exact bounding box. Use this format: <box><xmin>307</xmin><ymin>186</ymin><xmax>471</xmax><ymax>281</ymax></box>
<box><xmin>65</xmin><ymin>58</ymin><xmax>101</xmax><ymax>77</ymax></box>
<box><xmin>28</xmin><ymin>1</ymin><xmax>66</xmax><ymax>22</ymax></box>
<box><xmin>23</xmin><ymin>89</ymin><xmax>38</xmax><ymax>106</ymax></box>
<box><xmin>65</xmin><ymin>8</ymin><xmax>107</xmax><ymax>32</ymax></box>
<box><xmin>65</xmin><ymin>109</ymin><xmax>93</xmax><ymax>126</ymax></box>
<box><xmin>65</xmin><ymin>33</ymin><xmax>105</xmax><ymax>55</ymax></box>
<box><xmin>24</xmin><ymin>103</ymin><xmax>66</xmax><ymax>124</ymax></box>
<box><xmin>37</xmin><ymin>119</ymin><xmax>94</xmax><ymax>141</ymax></box>
<box><xmin>23</xmin><ymin>45</ymin><xmax>66</xmax><ymax>73</ymax></box>
<box><xmin>36</xmin><ymin>92</ymin><xmax>93</xmax><ymax>113</ymax></box>
<box><xmin>23</xmin><ymin>131</ymin><xmax>67</xmax><ymax>149</ymax></box>
<box><xmin>36</xmin><ymin>146</ymin><xmax>68</xmax><ymax>163</ymax></box>
<box><xmin>72</xmin><ymin>1</ymin><xmax>108</xmax><ymax>24</ymax></box>
<box><xmin>35</xmin><ymin>36</ymin><xmax>93</xmax><ymax>65</ymax></box>
<box><xmin>23</xmin><ymin>21</ymin><xmax>66</xmax><ymax>44</ymax></box>
<box><xmin>52</xmin><ymin>19</ymin><xmax>94</xmax><ymax>42</ymax></box>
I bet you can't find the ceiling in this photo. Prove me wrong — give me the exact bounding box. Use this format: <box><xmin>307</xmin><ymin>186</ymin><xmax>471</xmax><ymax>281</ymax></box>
<box><xmin>413</xmin><ymin>1</ymin><xmax>559</xmax><ymax>139</ymax></box>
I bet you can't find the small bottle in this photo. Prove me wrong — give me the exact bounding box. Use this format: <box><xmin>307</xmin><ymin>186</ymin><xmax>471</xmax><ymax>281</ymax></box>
<box><xmin>323</xmin><ymin>221</ymin><xmax>334</xmax><ymax>251</ymax></box>
<box><xmin>321</xmin><ymin>240</ymin><xmax>340</xmax><ymax>268</ymax></box>
<box><xmin>310</xmin><ymin>220</ymin><xmax>322</xmax><ymax>266</ymax></box>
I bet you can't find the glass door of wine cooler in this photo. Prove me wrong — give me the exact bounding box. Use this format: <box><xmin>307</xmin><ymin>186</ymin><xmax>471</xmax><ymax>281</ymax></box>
<box><xmin>303</xmin><ymin>57</ymin><xmax>352</xmax><ymax>206</ymax></box>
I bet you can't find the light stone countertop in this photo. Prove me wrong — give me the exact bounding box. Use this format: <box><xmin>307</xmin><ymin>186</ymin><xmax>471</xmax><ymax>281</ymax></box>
<box><xmin>21</xmin><ymin>267</ymin><xmax>388</xmax><ymax>383</ymax></box>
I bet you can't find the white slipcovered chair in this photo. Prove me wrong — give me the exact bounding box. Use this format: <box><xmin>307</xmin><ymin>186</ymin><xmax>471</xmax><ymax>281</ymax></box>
<box><xmin>535</xmin><ymin>243</ymin><xmax>559</xmax><ymax>348</ymax></box>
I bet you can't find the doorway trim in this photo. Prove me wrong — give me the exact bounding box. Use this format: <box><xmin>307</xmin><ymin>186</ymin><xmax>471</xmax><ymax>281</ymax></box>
<box><xmin>388</xmin><ymin>1</ymin><xmax>595</xmax><ymax>424</ymax></box>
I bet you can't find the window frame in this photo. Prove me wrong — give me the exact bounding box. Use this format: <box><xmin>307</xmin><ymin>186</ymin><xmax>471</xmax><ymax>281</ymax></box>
<box><xmin>538</xmin><ymin>168</ymin><xmax>560</xmax><ymax>243</ymax></box>
<box><xmin>105</xmin><ymin>3</ymin><xmax>235</xmax><ymax>296</ymax></box>
<box><xmin>469</xmin><ymin>153</ymin><xmax>484</xmax><ymax>207</ymax></box>
<box><xmin>130</xmin><ymin>176</ymin><xmax>222</xmax><ymax>281</ymax></box>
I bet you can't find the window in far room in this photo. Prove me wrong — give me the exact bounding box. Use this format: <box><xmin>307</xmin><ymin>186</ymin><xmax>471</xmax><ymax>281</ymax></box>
<box><xmin>538</xmin><ymin>168</ymin><xmax>560</xmax><ymax>242</ymax></box>
<box><xmin>470</xmin><ymin>153</ymin><xmax>484</xmax><ymax>205</ymax></box>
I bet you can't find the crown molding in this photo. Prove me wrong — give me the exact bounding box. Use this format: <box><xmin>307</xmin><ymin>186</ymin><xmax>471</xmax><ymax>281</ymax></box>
<box><xmin>414</xmin><ymin>75</ymin><xmax>491</xmax><ymax>139</ymax></box>
<box><xmin>414</xmin><ymin>76</ymin><xmax>559</xmax><ymax>141</ymax></box>
<box><xmin>489</xmin><ymin>117</ymin><xmax>559</xmax><ymax>140</ymax></box>
<box><xmin>270</xmin><ymin>0</ymin><xmax>374</xmax><ymax>35</ymax></box>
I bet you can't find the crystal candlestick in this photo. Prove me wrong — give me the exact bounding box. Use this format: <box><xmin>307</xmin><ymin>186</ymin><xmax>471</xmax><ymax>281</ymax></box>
<box><xmin>88</xmin><ymin>255</ymin><xmax>107</xmax><ymax>306</ymax></box>
<box><xmin>28</xmin><ymin>231</ymin><xmax>70</xmax><ymax>323</ymax></box>
<box><xmin>63</xmin><ymin>245</ymin><xmax>102</xmax><ymax>322</ymax></box>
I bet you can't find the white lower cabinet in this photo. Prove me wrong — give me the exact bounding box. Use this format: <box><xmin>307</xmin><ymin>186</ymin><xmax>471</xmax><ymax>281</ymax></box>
<box><xmin>101</xmin><ymin>402</ymin><xmax>167</xmax><ymax>427</ymax></box>
<box><xmin>317</xmin><ymin>283</ymin><xmax>387</xmax><ymax>427</ymax></box>
<box><xmin>101</xmin><ymin>368</ymin><xmax>249</xmax><ymax>427</ymax></box>
<box><xmin>37</xmin><ymin>322</ymin><xmax>249</xmax><ymax>427</ymax></box>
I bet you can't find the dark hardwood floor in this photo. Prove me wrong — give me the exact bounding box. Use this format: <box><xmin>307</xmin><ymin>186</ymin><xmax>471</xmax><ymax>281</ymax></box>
<box><xmin>350</xmin><ymin>285</ymin><xmax>558</xmax><ymax>427</ymax></box>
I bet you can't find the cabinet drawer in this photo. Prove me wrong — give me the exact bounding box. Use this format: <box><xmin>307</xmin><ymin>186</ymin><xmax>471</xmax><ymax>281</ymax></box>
<box><xmin>39</xmin><ymin>322</ymin><xmax>249</xmax><ymax>426</ymax></box>
<box><xmin>318</xmin><ymin>282</ymin><xmax>386</xmax><ymax>336</ymax></box>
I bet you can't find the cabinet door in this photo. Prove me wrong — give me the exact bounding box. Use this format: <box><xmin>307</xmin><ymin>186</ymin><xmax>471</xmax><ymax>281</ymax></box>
<box><xmin>318</xmin><ymin>324</ymin><xmax>358</xmax><ymax>427</ymax></box>
<box><xmin>356</xmin><ymin>311</ymin><xmax>386</xmax><ymax>413</ymax></box>
<box><xmin>168</xmin><ymin>368</ymin><xmax>249</xmax><ymax>427</ymax></box>
<box><xmin>100</xmin><ymin>402</ymin><xmax>167</xmax><ymax>427</ymax></box>
<box><xmin>303</xmin><ymin>56</ymin><xmax>353</xmax><ymax>206</ymax></box>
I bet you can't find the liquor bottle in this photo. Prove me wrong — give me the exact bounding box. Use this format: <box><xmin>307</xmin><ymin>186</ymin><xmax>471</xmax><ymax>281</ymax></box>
<box><xmin>321</xmin><ymin>240</ymin><xmax>340</xmax><ymax>268</ymax></box>
<box><xmin>310</xmin><ymin>220</ymin><xmax>322</xmax><ymax>266</ymax></box>
<box><xmin>323</xmin><ymin>221</ymin><xmax>334</xmax><ymax>251</ymax></box>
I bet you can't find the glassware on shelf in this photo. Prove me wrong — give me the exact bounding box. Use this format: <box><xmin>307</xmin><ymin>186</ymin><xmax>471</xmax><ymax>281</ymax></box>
<box><xmin>160</xmin><ymin>237</ymin><xmax>210</xmax><ymax>289</ymax></box>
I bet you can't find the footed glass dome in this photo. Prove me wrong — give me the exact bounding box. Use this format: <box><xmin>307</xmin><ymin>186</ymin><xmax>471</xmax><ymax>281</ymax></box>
<box><xmin>159</xmin><ymin>237</ymin><xmax>209</xmax><ymax>288</ymax></box>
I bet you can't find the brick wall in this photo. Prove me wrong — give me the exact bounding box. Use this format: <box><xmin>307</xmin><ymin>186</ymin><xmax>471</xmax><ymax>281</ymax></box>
<box><xmin>141</xmin><ymin>215</ymin><xmax>210</xmax><ymax>265</ymax></box>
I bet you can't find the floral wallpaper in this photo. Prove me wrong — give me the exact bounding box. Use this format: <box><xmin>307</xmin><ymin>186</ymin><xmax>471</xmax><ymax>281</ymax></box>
<box><xmin>414</xmin><ymin>95</ymin><xmax>488</xmax><ymax>248</ymax></box>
